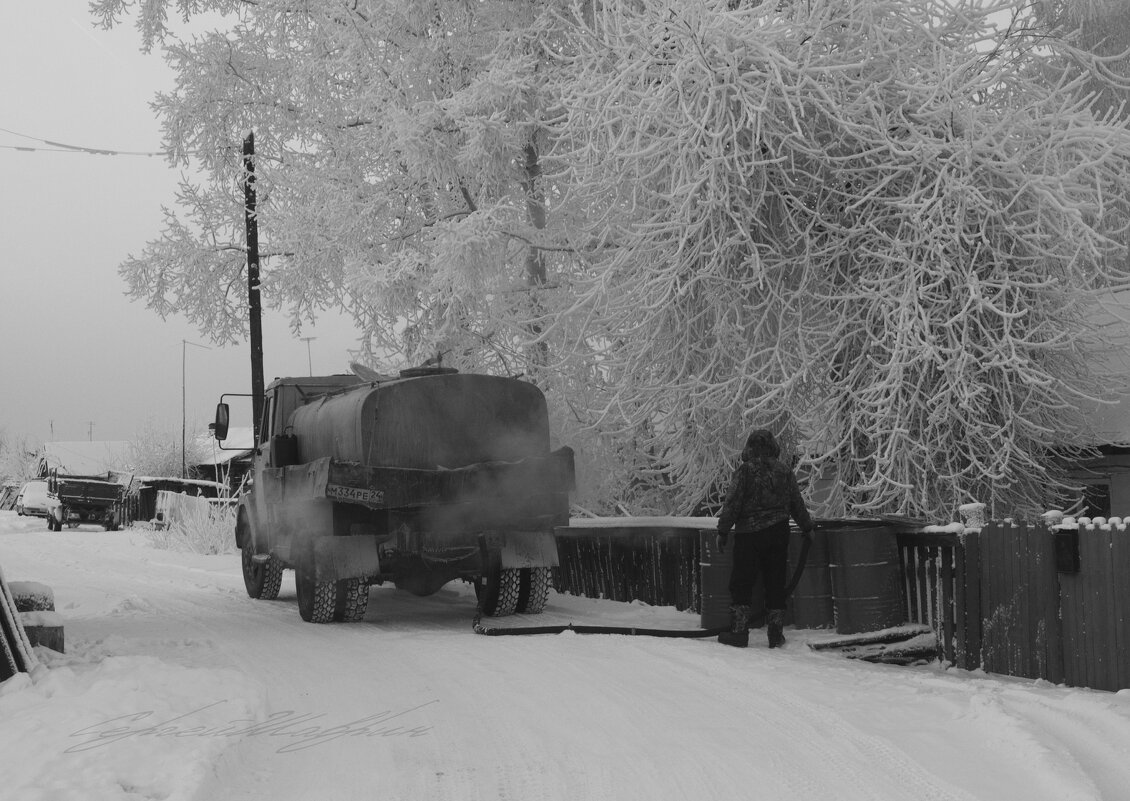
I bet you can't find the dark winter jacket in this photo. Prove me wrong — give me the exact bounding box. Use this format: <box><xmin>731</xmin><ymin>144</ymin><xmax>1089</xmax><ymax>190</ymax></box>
<box><xmin>716</xmin><ymin>429</ymin><xmax>814</xmax><ymax>536</ymax></box>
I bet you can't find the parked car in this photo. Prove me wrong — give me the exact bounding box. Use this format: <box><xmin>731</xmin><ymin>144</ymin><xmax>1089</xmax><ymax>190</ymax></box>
<box><xmin>15</xmin><ymin>480</ymin><xmax>50</xmax><ymax>518</ymax></box>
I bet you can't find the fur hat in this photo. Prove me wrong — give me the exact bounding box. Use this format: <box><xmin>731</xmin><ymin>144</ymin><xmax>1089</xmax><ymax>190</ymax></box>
<box><xmin>742</xmin><ymin>429</ymin><xmax>780</xmax><ymax>461</ymax></box>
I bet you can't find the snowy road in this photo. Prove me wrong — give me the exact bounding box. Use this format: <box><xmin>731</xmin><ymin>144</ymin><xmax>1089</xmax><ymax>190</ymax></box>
<box><xmin>2</xmin><ymin>513</ymin><xmax>1130</xmax><ymax>801</ymax></box>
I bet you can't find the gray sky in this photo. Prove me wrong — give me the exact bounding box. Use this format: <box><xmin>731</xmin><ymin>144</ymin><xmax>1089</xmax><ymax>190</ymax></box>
<box><xmin>0</xmin><ymin>3</ymin><xmax>360</xmax><ymax>445</ymax></box>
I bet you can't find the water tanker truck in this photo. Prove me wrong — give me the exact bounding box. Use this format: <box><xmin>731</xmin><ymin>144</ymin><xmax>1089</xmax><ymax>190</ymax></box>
<box><xmin>213</xmin><ymin>366</ymin><xmax>574</xmax><ymax>623</ymax></box>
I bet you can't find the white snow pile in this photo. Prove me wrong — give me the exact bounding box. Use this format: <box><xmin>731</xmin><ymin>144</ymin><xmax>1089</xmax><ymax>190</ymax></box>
<box><xmin>2</xmin><ymin>510</ymin><xmax>1130</xmax><ymax>801</ymax></box>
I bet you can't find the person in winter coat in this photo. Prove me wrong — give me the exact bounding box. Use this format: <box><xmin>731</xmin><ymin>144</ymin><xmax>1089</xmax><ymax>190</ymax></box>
<box><xmin>715</xmin><ymin>429</ymin><xmax>815</xmax><ymax>648</ymax></box>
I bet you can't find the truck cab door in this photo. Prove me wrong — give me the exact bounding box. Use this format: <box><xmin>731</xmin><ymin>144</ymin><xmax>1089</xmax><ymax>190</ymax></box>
<box><xmin>247</xmin><ymin>392</ymin><xmax>275</xmax><ymax>550</ymax></box>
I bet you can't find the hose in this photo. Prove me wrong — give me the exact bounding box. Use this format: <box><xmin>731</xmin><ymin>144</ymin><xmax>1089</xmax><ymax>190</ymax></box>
<box><xmin>472</xmin><ymin>534</ymin><xmax>812</xmax><ymax>637</ymax></box>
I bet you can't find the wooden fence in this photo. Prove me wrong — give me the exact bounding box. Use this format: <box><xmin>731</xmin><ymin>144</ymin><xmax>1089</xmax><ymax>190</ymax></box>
<box><xmin>553</xmin><ymin>522</ymin><xmax>703</xmax><ymax>612</ymax></box>
<box><xmin>554</xmin><ymin>518</ymin><xmax>1130</xmax><ymax>692</ymax></box>
<box><xmin>898</xmin><ymin>521</ymin><xmax>1130</xmax><ymax>692</ymax></box>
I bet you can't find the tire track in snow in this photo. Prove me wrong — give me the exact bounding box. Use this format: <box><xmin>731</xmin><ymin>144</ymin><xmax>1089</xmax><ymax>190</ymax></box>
<box><xmin>986</xmin><ymin>688</ymin><xmax>1130</xmax><ymax>801</ymax></box>
<box><xmin>638</xmin><ymin>639</ymin><xmax>985</xmax><ymax>801</ymax></box>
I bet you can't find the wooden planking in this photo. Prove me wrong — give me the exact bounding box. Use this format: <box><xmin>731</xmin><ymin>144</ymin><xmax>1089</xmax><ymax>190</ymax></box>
<box><xmin>940</xmin><ymin>544</ymin><xmax>956</xmax><ymax>665</ymax></box>
<box><xmin>1086</xmin><ymin>529</ymin><xmax>1111</xmax><ymax>690</ymax></box>
<box><xmin>1019</xmin><ymin>524</ymin><xmax>1035</xmax><ymax>679</ymax></box>
<box><xmin>1054</xmin><ymin>523</ymin><xmax>1130</xmax><ymax>691</ymax></box>
<box><xmin>1060</xmin><ymin>534</ymin><xmax>1088</xmax><ymax>689</ymax></box>
<box><xmin>1022</xmin><ymin>524</ymin><xmax>1038</xmax><ymax>679</ymax></box>
<box><xmin>960</xmin><ymin>530</ymin><xmax>982</xmax><ymax>671</ymax></box>
<box><xmin>1082</xmin><ymin>527</ymin><xmax>1106</xmax><ymax>690</ymax></box>
<box><xmin>1114</xmin><ymin>528</ymin><xmax>1130</xmax><ymax>691</ymax></box>
<box><xmin>1031</xmin><ymin>522</ymin><xmax>1064</xmax><ymax>684</ymax></box>
<box><xmin>979</xmin><ymin>523</ymin><xmax>1004</xmax><ymax>676</ymax></box>
<box><xmin>1038</xmin><ymin>523</ymin><xmax>1065</xmax><ymax>685</ymax></box>
<box><xmin>979</xmin><ymin>522</ymin><xmax>1063</xmax><ymax>684</ymax></box>
<box><xmin>977</xmin><ymin>520</ymin><xmax>1062</xmax><ymax>682</ymax></box>
<box><xmin>899</xmin><ymin>545</ymin><xmax>918</xmax><ymax>623</ymax></box>
<box><xmin>1083</xmin><ymin>526</ymin><xmax>1120</xmax><ymax>691</ymax></box>
<box><xmin>898</xmin><ymin>531</ymin><xmax>982</xmax><ymax>671</ymax></box>
<box><xmin>552</xmin><ymin>528</ymin><xmax>702</xmax><ymax>612</ymax></box>
<box><xmin>931</xmin><ymin>544</ymin><xmax>940</xmax><ymax>632</ymax></box>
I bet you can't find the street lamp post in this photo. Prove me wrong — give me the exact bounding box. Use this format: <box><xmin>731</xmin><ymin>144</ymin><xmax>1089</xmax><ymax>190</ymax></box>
<box><xmin>183</xmin><ymin>339</ymin><xmax>212</xmax><ymax>479</ymax></box>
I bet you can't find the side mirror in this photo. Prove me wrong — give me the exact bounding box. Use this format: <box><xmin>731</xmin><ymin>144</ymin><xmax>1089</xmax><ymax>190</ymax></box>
<box><xmin>214</xmin><ymin>403</ymin><xmax>230</xmax><ymax>441</ymax></box>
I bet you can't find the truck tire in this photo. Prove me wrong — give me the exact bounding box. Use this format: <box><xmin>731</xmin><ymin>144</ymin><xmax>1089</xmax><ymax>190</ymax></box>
<box><xmin>242</xmin><ymin>548</ymin><xmax>284</xmax><ymax>600</ymax></box>
<box><xmin>515</xmin><ymin>567</ymin><xmax>551</xmax><ymax>614</ymax></box>
<box><xmin>296</xmin><ymin>567</ymin><xmax>338</xmax><ymax>623</ymax></box>
<box><xmin>334</xmin><ymin>578</ymin><xmax>370</xmax><ymax>622</ymax></box>
<box><xmin>476</xmin><ymin>566</ymin><xmax>521</xmax><ymax>617</ymax></box>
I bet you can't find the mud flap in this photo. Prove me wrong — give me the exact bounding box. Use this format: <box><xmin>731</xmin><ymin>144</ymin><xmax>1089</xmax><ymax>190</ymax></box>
<box><xmin>481</xmin><ymin>531</ymin><xmax>559</xmax><ymax>569</ymax></box>
<box><xmin>312</xmin><ymin>536</ymin><xmax>382</xmax><ymax>582</ymax></box>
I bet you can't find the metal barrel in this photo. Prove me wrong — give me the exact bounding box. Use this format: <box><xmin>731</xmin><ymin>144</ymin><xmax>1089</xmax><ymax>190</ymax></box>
<box><xmin>789</xmin><ymin>529</ymin><xmax>834</xmax><ymax>629</ymax></box>
<box><xmin>698</xmin><ymin>531</ymin><xmax>767</xmax><ymax>629</ymax></box>
<box><xmin>827</xmin><ymin>524</ymin><xmax>904</xmax><ymax>635</ymax></box>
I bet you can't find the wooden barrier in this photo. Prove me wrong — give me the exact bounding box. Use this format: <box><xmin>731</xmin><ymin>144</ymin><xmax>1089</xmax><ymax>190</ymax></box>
<box><xmin>978</xmin><ymin>522</ymin><xmax>1065</xmax><ymax>684</ymax></box>
<box><xmin>897</xmin><ymin>531</ymin><xmax>982</xmax><ymax>671</ymax></box>
<box><xmin>1059</xmin><ymin>523</ymin><xmax>1130</xmax><ymax>692</ymax></box>
<box><xmin>899</xmin><ymin>520</ymin><xmax>1128</xmax><ymax>691</ymax></box>
<box><xmin>553</xmin><ymin>517</ymin><xmax>1129</xmax><ymax>691</ymax></box>
<box><xmin>553</xmin><ymin>521</ymin><xmax>705</xmax><ymax>611</ymax></box>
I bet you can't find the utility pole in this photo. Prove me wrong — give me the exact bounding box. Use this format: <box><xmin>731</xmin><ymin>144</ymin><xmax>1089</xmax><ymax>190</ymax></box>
<box><xmin>300</xmin><ymin>336</ymin><xmax>316</xmax><ymax>376</ymax></box>
<box><xmin>87</xmin><ymin>421</ymin><xmax>94</xmax><ymax>442</ymax></box>
<box><xmin>244</xmin><ymin>133</ymin><xmax>265</xmax><ymax>442</ymax></box>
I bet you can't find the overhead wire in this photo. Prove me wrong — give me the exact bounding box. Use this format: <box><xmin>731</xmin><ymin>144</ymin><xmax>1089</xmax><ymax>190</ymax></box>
<box><xmin>0</xmin><ymin>125</ymin><xmax>171</xmax><ymax>157</ymax></box>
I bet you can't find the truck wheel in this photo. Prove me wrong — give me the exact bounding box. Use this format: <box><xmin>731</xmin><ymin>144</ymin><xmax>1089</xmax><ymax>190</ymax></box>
<box><xmin>242</xmin><ymin>548</ymin><xmax>284</xmax><ymax>600</ymax></box>
<box><xmin>476</xmin><ymin>566</ymin><xmax>521</xmax><ymax>617</ymax></box>
<box><xmin>296</xmin><ymin>567</ymin><xmax>338</xmax><ymax>623</ymax></box>
<box><xmin>515</xmin><ymin>567</ymin><xmax>552</xmax><ymax>614</ymax></box>
<box><xmin>334</xmin><ymin>578</ymin><xmax>370</xmax><ymax>622</ymax></box>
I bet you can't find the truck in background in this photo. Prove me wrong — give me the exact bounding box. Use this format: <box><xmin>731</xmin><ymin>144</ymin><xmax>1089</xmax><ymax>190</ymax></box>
<box><xmin>213</xmin><ymin>365</ymin><xmax>574</xmax><ymax>623</ymax></box>
<box><xmin>44</xmin><ymin>471</ymin><xmax>125</xmax><ymax>531</ymax></box>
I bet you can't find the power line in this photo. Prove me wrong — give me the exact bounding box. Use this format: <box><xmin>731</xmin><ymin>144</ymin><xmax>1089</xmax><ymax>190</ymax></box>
<box><xmin>0</xmin><ymin>125</ymin><xmax>170</xmax><ymax>157</ymax></box>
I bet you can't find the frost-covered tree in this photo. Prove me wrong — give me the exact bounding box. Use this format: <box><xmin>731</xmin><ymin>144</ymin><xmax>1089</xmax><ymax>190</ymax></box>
<box><xmin>1029</xmin><ymin>0</ymin><xmax>1130</xmax><ymax>119</ymax></box>
<box><xmin>129</xmin><ymin>419</ymin><xmax>207</xmax><ymax>478</ymax></box>
<box><xmin>543</xmin><ymin>0</ymin><xmax>1130</xmax><ymax>518</ymax></box>
<box><xmin>0</xmin><ymin>432</ymin><xmax>39</xmax><ymax>484</ymax></box>
<box><xmin>98</xmin><ymin>0</ymin><xmax>576</xmax><ymax>377</ymax></box>
<box><xmin>103</xmin><ymin>0</ymin><xmax>1130</xmax><ymax>519</ymax></box>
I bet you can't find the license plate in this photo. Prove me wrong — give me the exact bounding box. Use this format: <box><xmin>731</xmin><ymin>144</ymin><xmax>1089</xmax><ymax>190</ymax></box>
<box><xmin>327</xmin><ymin>484</ymin><xmax>385</xmax><ymax>505</ymax></box>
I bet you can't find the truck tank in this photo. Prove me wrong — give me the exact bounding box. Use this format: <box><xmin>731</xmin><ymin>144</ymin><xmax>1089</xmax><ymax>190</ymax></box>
<box><xmin>288</xmin><ymin>372</ymin><xmax>552</xmax><ymax>470</ymax></box>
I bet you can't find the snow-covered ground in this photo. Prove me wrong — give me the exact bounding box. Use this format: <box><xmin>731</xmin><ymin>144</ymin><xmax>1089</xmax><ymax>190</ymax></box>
<box><xmin>1</xmin><ymin>510</ymin><xmax>1129</xmax><ymax>801</ymax></box>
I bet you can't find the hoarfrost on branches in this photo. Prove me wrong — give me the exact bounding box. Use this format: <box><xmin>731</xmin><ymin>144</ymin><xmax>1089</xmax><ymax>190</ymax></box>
<box><xmin>545</xmin><ymin>0</ymin><xmax>1130</xmax><ymax>517</ymax></box>
<box><xmin>106</xmin><ymin>0</ymin><xmax>570</xmax><ymax>367</ymax></box>
<box><xmin>102</xmin><ymin>0</ymin><xmax>1130</xmax><ymax>519</ymax></box>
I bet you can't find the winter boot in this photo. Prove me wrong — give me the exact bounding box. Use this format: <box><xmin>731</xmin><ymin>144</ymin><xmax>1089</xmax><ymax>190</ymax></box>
<box><xmin>718</xmin><ymin>605</ymin><xmax>752</xmax><ymax>648</ymax></box>
<box><xmin>767</xmin><ymin>609</ymin><xmax>786</xmax><ymax>649</ymax></box>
